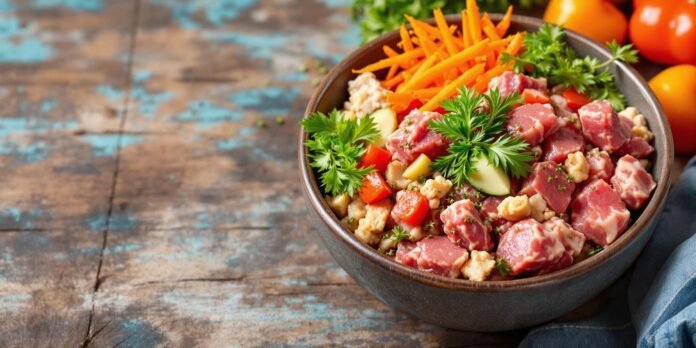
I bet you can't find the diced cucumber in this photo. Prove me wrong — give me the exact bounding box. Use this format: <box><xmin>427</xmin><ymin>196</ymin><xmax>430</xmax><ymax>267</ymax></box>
<box><xmin>403</xmin><ymin>154</ymin><xmax>432</xmax><ymax>180</ymax></box>
<box><xmin>467</xmin><ymin>155</ymin><xmax>511</xmax><ymax>196</ymax></box>
<box><xmin>370</xmin><ymin>108</ymin><xmax>397</xmax><ymax>147</ymax></box>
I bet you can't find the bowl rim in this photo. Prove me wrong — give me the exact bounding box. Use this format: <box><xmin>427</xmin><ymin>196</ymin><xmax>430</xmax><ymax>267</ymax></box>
<box><xmin>298</xmin><ymin>14</ymin><xmax>674</xmax><ymax>291</ymax></box>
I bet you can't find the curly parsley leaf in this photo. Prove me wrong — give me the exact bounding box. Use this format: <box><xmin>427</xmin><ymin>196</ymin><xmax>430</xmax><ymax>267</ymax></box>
<box><xmin>495</xmin><ymin>258</ymin><xmax>512</xmax><ymax>276</ymax></box>
<box><xmin>302</xmin><ymin>110</ymin><xmax>379</xmax><ymax>196</ymax></box>
<box><xmin>428</xmin><ymin>88</ymin><xmax>534</xmax><ymax>185</ymax></box>
<box><xmin>503</xmin><ymin>24</ymin><xmax>639</xmax><ymax>110</ymax></box>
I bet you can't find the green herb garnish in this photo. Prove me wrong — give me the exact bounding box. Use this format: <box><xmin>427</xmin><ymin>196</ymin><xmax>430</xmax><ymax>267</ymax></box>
<box><xmin>502</xmin><ymin>24</ymin><xmax>639</xmax><ymax>110</ymax></box>
<box><xmin>301</xmin><ymin>109</ymin><xmax>379</xmax><ymax>196</ymax></box>
<box><xmin>428</xmin><ymin>88</ymin><xmax>534</xmax><ymax>185</ymax></box>
<box><xmin>587</xmin><ymin>245</ymin><xmax>603</xmax><ymax>256</ymax></box>
<box><xmin>388</xmin><ymin>226</ymin><xmax>412</xmax><ymax>244</ymax></box>
<box><xmin>495</xmin><ymin>258</ymin><xmax>512</xmax><ymax>276</ymax></box>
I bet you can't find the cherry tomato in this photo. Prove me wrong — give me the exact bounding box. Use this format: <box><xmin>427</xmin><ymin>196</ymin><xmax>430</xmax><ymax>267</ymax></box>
<box><xmin>544</xmin><ymin>0</ymin><xmax>628</xmax><ymax>44</ymax></box>
<box><xmin>522</xmin><ymin>89</ymin><xmax>550</xmax><ymax>104</ymax></box>
<box><xmin>359</xmin><ymin>172</ymin><xmax>393</xmax><ymax>204</ymax></box>
<box><xmin>392</xmin><ymin>191</ymin><xmax>430</xmax><ymax>226</ymax></box>
<box><xmin>562</xmin><ymin>88</ymin><xmax>592</xmax><ymax>111</ymax></box>
<box><xmin>358</xmin><ymin>144</ymin><xmax>392</xmax><ymax>174</ymax></box>
<box><xmin>648</xmin><ymin>65</ymin><xmax>696</xmax><ymax>154</ymax></box>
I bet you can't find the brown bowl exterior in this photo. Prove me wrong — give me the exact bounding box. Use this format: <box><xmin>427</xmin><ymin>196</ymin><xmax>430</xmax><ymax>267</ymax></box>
<box><xmin>298</xmin><ymin>14</ymin><xmax>673</xmax><ymax>331</ymax></box>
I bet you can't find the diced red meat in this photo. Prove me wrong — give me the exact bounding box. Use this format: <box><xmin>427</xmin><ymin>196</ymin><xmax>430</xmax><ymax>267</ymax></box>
<box><xmin>440</xmin><ymin>199</ymin><xmax>493</xmax><ymax>251</ymax></box>
<box><xmin>542</xmin><ymin>125</ymin><xmax>585</xmax><ymax>163</ymax></box>
<box><xmin>610</xmin><ymin>155</ymin><xmax>656</xmax><ymax>210</ymax></box>
<box><xmin>543</xmin><ymin>217</ymin><xmax>586</xmax><ymax>258</ymax></box>
<box><xmin>571</xmin><ymin>179</ymin><xmax>631</xmax><ymax>246</ymax></box>
<box><xmin>496</xmin><ymin>219</ymin><xmax>567</xmax><ymax>275</ymax></box>
<box><xmin>578</xmin><ymin>100</ymin><xmax>631</xmax><ymax>152</ymax></box>
<box><xmin>480</xmin><ymin>196</ymin><xmax>502</xmax><ymax>222</ymax></box>
<box><xmin>586</xmin><ymin>148</ymin><xmax>615</xmax><ymax>181</ymax></box>
<box><xmin>451</xmin><ymin>182</ymin><xmax>486</xmax><ymax>204</ymax></box>
<box><xmin>395</xmin><ymin>241</ymin><xmax>418</xmax><ymax>268</ymax></box>
<box><xmin>386</xmin><ymin>109</ymin><xmax>450</xmax><ymax>164</ymax></box>
<box><xmin>519</xmin><ymin>161</ymin><xmax>576</xmax><ymax>213</ymax></box>
<box><xmin>507</xmin><ymin>103</ymin><xmax>559</xmax><ymax>146</ymax></box>
<box><xmin>616</xmin><ymin>137</ymin><xmax>654</xmax><ymax>159</ymax></box>
<box><xmin>550</xmin><ymin>94</ymin><xmax>576</xmax><ymax>119</ymax></box>
<box><xmin>414</xmin><ymin>236</ymin><xmax>469</xmax><ymax>278</ymax></box>
<box><xmin>488</xmin><ymin>71</ymin><xmax>548</xmax><ymax>97</ymax></box>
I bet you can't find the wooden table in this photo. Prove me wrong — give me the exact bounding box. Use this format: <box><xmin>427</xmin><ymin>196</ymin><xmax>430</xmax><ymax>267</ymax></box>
<box><xmin>0</xmin><ymin>1</ymin><xmax>686</xmax><ymax>346</ymax></box>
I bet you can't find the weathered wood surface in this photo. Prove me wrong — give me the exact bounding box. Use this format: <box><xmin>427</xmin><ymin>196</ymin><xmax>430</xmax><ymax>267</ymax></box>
<box><xmin>0</xmin><ymin>0</ymin><xmax>685</xmax><ymax>347</ymax></box>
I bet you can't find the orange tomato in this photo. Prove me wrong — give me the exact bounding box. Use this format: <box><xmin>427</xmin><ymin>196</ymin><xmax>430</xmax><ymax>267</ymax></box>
<box><xmin>629</xmin><ymin>0</ymin><xmax>696</xmax><ymax>65</ymax></box>
<box><xmin>544</xmin><ymin>0</ymin><xmax>628</xmax><ymax>44</ymax></box>
<box><xmin>648</xmin><ymin>65</ymin><xmax>696</xmax><ymax>154</ymax></box>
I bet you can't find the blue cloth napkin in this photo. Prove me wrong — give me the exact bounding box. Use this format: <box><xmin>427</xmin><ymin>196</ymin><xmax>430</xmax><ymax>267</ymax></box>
<box><xmin>521</xmin><ymin>157</ymin><xmax>696</xmax><ymax>348</ymax></box>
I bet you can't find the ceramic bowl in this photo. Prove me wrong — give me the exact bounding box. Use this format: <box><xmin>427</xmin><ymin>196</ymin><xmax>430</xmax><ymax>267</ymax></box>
<box><xmin>298</xmin><ymin>14</ymin><xmax>673</xmax><ymax>331</ymax></box>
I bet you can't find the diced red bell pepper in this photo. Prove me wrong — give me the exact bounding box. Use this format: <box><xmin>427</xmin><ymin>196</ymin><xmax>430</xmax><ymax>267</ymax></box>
<box><xmin>433</xmin><ymin>106</ymin><xmax>447</xmax><ymax>114</ymax></box>
<box><xmin>392</xmin><ymin>190</ymin><xmax>430</xmax><ymax>226</ymax></box>
<box><xmin>358</xmin><ymin>144</ymin><xmax>391</xmax><ymax>174</ymax></box>
<box><xmin>563</xmin><ymin>88</ymin><xmax>592</xmax><ymax>112</ymax></box>
<box><xmin>359</xmin><ymin>172</ymin><xmax>393</xmax><ymax>204</ymax></box>
<box><xmin>396</xmin><ymin>99</ymin><xmax>423</xmax><ymax>122</ymax></box>
<box><xmin>522</xmin><ymin>88</ymin><xmax>550</xmax><ymax>104</ymax></box>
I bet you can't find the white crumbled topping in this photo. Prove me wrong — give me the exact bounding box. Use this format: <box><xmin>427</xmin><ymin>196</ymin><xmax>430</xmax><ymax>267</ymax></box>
<box><xmin>327</xmin><ymin>193</ymin><xmax>350</xmax><ymax>218</ymax></box>
<box><xmin>529</xmin><ymin>193</ymin><xmax>555</xmax><ymax>222</ymax></box>
<box><xmin>565</xmin><ymin>151</ymin><xmax>590</xmax><ymax>183</ymax></box>
<box><xmin>355</xmin><ymin>200</ymin><xmax>392</xmax><ymax>245</ymax></box>
<box><xmin>497</xmin><ymin>195</ymin><xmax>531</xmax><ymax>221</ymax></box>
<box><xmin>620</xmin><ymin>106</ymin><xmax>653</xmax><ymax>141</ymax></box>
<box><xmin>343</xmin><ymin>72</ymin><xmax>390</xmax><ymax>118</ymax></box>
<box><xmin>462</xmin><ymin>250</ymin><xmax>495</xmax><ymax>281</ymax></box>
<box><xmin>385</xmin><ymin>160</ymin><xmax>413</xmax><ymax>190</ymax></box>
<box><xmin>420</xmin><ymin>175</ymin><xmax>453</xmax><ymax>209</ymax></box>
<box><xmin>342</xmin><ymin>197</ymin><xmax>366</xmax><ymax>230</ymax></box>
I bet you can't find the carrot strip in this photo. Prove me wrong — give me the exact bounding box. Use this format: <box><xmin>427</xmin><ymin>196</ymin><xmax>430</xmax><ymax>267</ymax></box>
<box><xmin>406</xmin><ymin>16</ymin><xmax>437</xmax><ymax>57</ymax></box>
<box><xmin>382</xmin><ymin>74</ymin><xmax>405</xmax><ymax>89</ymax></box>
<box><xmin>383</xmin><ymin>45</ymin><xmax>412</xmax><ymax>70</ymax></box>
<box><xmin>411</xmin><ymin>87</ymin><xmax>440</xmax><ymax>99</ymax></box>
<box><xmin>486</xmin><ymin>51</ymin><xmax>497</xmax><ymax>70</ymax></box>
<box><xmin>399</xmin><ymin>39</ymin><xmax>490</xmax><ymax>91</ymax></box>
<box><xmin>496</xmin><ymin>5</ymin><xmax>514</xmax><ymax>37</ymax></box>
<box><xmin>421</xmin><ymin>64</ymin><xmax>486</xmax><ymax>111</ymax></box>
<box><xmin>434</xmin><ymin>8</ymin><xmax>458</xmax><ymax>56</ymax></box>
<box><xmin>503</xmin><ymin>32</ymin><xmax>524</xmax><ymax>58</ymax></box>
<box><xmin>353</xmin><ymin>48</ymin><xmax>424</xmax><ymax>73</ymax></box>
<box><xmin>386</xmin><ymin>65</ymin><xmax>398</xmax><ymax>80</ymax></box>
<box><xmin>461</xmin><ymin>10</ymin><xmax>472</xmax><ymax>48</ymax></box>
<box><xmin>397</xmin><ymin>48</ymin><xmax>443</xmax><ymax>92</ymax></box>
<box><xmin>466</xmin><ymin>0</ymin><xmax>482</xmax><ymax>43</ymax></box>
<box><xmin>481</xmin><ymin>13</ymin><xmax>501</xmax><ymax>40</ymax></box>
<box><xmin>400</xmin><ymin>24</ymin><xmax>414</xmax><ymax>52</ymax></box>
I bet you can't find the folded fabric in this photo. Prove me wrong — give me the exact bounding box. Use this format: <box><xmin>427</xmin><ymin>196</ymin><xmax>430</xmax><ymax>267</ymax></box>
<box><xmin>521</xmin><ymin>157</ymin><xmax>696</xmax><ymax>348</ymax></box>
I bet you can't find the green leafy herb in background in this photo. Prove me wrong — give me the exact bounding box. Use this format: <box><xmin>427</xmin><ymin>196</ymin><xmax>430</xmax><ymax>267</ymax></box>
<box><xmin>428</xmin><ymin>88</ymin><xmax>534</xmax><ymax>185</ymax></box>
<box><xmin>351</xmin><ymin>0</ymin><xmax>547</xmax><ymax>43</ymax></box>
<box><xmin>302</xmin><ymin>110</ymin><xmax>379</xmax><ymax>196</ymax></box>
<box><xmin>502</xmin><ymin>24</ymin><xmax>639</xmax><ymax>110</ymax></box>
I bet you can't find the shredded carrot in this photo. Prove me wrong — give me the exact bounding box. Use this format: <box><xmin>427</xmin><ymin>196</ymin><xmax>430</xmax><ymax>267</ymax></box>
<box><xmin>503</xmin><ymin>32</ymin><xmax>524</xmax><ymax>57</ymax></box>
<box><xmin>461</xmin><ymin>10</ymin><xmax>472</xmax><ymax>48</ymax></box>
<box><xmin>398</xmin><ymin>39</ymin><xmax>490</xmax><ymax>91</ymax></box>
<box><xmin>434</xmin><ymin>8</ymin><xmax>459</xmax><ymax>57</ymax></box>
<box><xmin>496</xmin><ymin>6</ymin><xmax>514</xmax><ymax>37</ymax></box>
<box><xmin>411</xmin><ymin>87</ymin><xmax>440</xmax><ymax>99</ymax></box>
<box><xmin>406</xmin><ymin>16</ymin><xmax>438</xmax><ymax>57</ymax></box>
<box><xmin>481</xmin><ymin>13</ymin><xmax>501</xmax><ymax>40</ymax></box>
<box><xmin>400</xmin><ymin>24</ymin><xmax>414</xmax><ymax>52</ymax></box>
<box><xmin>382</xmin><ymin>73</ymin><xmax>405</xmax><ymax>89</ymax></box>
<box><xmin>353</xmin><ymin>48</ymin><xmax>424</xmax><ymax>74</ymax></box>
<box><xmin>466</xmin><ymin>0</ymin><xmax>482</xmax><ymax>43</ymax></box>
<box><xmin>383</xmin><ymin>45</ymin><xmax>413</xmax><ymax>70</ymax></box>
<box><xmin>397</xmin><ymin>49</ymin><xmax>442</xmax><ymax>92</ymax></box>
<box><xmin>421</xmin><ymin>64</ymin><xmax>486</xmax><ymax>111</ymax></box>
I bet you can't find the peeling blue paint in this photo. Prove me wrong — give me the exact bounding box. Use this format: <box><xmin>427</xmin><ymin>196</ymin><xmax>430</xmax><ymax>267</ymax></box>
<box><xmin>0</xmin><ymin>207</ymin><xmax>43</xmax><ymax>229</ymax></box>
<box><xmin>0</xmin><ymin>18</ymin><xmax>53</xmax><ymax>63</ymax></box>
<box><xmin>0</xmin><ymin>142</ymin><xmax>49</xmax><ymax>163</ymax></box>
<box><xmin>105</xmin><ymin>242</ymin><xmax>142</xmax><ymax>254</ymax></box>
<box><xmin>340</xmin><ymin>22</ymin><xmax>361</xmax><ymax>48</ymax></box>
<box><xmin>33</xmin><ymin>0</ymin><xmax>103</xmax><ymax>11</ymax></box>
<box><xmin>228</xmin><ymin>87</ymin><xmax>300</xmax><ymax>116</ymax></box>
<box><xmin>132</xmin><ymin>86</ymin><xmax>173</xmax><ymax>117</ymax></box>
<box><xmin>276</xmin><ymin>71</ymin><xmax>308</xmax><ymax>82</ymax></box>
<box><xmin>193</xmin><ymin>211</ymin><xmax>212</xmax><ymax>229</ymax></box>
<box><xmin>204</xmin><ymin>31</ymin><xmax>286</xmax><ymax>59</ymax></box>
<box><xmin>80</xmin><ymin>134</ymin><xmax>143</xmax><ymax>156</ymax></box>
<box><xmin>0</xmin><ymin>117</ymin><xmax>78</xmax><ymax>136</ymax></box>
<box><xmin>97</xmin><ymin>84</ymin><xmax>124</xmax><ymax>102</ymax></box>
<box><xmin>133</xmin><ymin>70</ymin><xmax>152</xmax><ymax>83</ymax></box>
<box><xmin>40</xmin><ymin>99</ymin><xmax>56</xmax><ymax>113</ymax></box>
<box><xmin>322</xmin><ymin>0</ymin><xmax>351</xmax><ymax>8</ymax></box>
<box><xmin>119</xmin><ymin>319</ymin><xmax>164</xmax><ymax>348</ymax></box>
<box><xmin>151</xmin><ymin>0</ymin><xmax>256</xmax><ymax>29</ymax></box>
<box><xmin>174</xmin><ymin>101</ymin><xmax>242</xmax><ymax>127</ymax></box>
<box><xmin>87</xmin><ymin>213</ymin><xmax>137</xmax><ymax>231</ymax></box>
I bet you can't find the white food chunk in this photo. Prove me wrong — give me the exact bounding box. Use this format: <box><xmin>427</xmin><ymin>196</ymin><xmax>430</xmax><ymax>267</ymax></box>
<box><xmin>355</xmin><ymin>200</ymin><xmax>392</xmax><ymax>245</ymax></box>
<box><xmin>385</xmin><ymin>160</ymin><xmax>413</xmax><ymax>190</ymax></box>
<box><xmin>462</xmin><ymin>250</ymin><xmax>495</xmax><ymax>281</ymax></box>
<box><xmin>497</xmin><ymin>195</ymin><xmax>531</xmax><ymax>221</ymax></box>
<box><xmin>565</xmin><ymin>151</ymin><xmax>590</xmax><ymax>183</ymax></box>
<box><xmin>343</xmin><ymin>72</ymin><xmax>390</xmax><ymax>118</ymax></box>
<box><xmin>420</xmin><ymin>175</ymin><xmax>453</xmax><ymax>209</ymax></box>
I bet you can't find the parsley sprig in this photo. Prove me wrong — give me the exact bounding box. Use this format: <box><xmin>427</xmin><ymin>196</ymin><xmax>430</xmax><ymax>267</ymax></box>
<box><xmin>495</xmin><ymin>258</ymin><xmax>512</xmax><ymax>276</ymax></box>
<box><xmin>302</xmin><ymin>110</ymin><xmax>379</xmax><ymax>196</ymax></box>
<box><xmin>502</xmin><ymin>24</ymin><xmax>638</xmax><ymax>110</ymax></box>
<box><xmin>428</xmin><ymin>88</ymin><xmax>534</xmax><ymax>185</ymax></box>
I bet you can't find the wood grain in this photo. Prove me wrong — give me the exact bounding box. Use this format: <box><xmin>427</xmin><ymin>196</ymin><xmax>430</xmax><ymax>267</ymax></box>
<box><xmin>0</xmin><ymin>0</ymin><xmax>687</xmax><ymax>346</ymax></box>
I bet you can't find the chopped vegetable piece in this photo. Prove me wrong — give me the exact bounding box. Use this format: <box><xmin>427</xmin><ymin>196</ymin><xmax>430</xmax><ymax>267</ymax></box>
<box><xmin>359</xmin><ymin>172</ymin><xmax>393</xmax><ymax>204</ymax></box>
<box><xmin>467</xmin><ymin>154</ymin><xmax>511</xmax><ymax>196</ymax></box>
<box><xmin>370</xmin><ymin>108</ymin><xmax>398</xmax><ymax>147</ymax></box>
<box><xmin>421</xmin><ymin>63</ymin><xmax>486</xmax><ymax>111</ymax></box>
<box><xmin>562</xmin><ymin>88</ymin><xmax>592</xmax><ymax>112</ymax></box>
<box><xmin>327</xmin><ymin>193</ymin><xmax>350</xmax><ymax>218</ymax></box>
<box><xmin>403</xmin><ymin>154</ymin><xmax>433</xmax><ymax>180</ymax></box>
<box><xmin>359</xmin><ymin>144</ymin><xmax>392</xmax><ymax>174</ymax></box>
<box><xmin>522</xmin><ymin>89</ymin><xmax>550</xmax><ymax>104</ymax></box>
<box><xmin>392</xmin><ymin>191</ymin><xmax>430</xmax><ymax>226</ymax></box>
